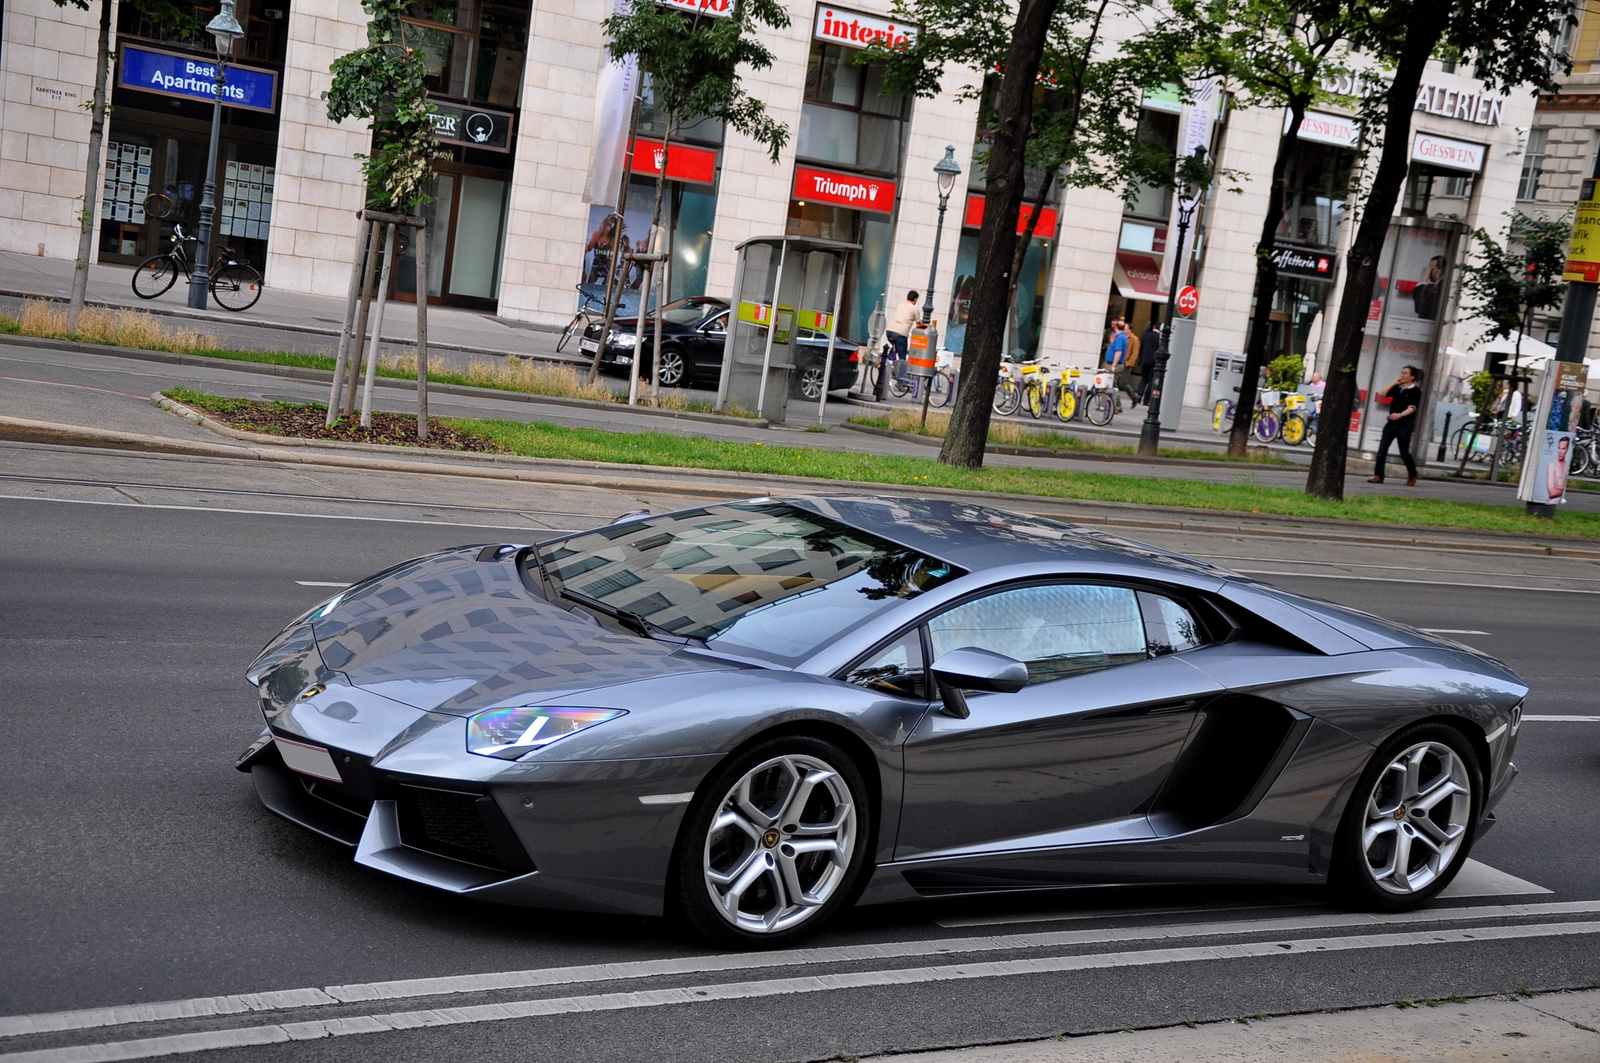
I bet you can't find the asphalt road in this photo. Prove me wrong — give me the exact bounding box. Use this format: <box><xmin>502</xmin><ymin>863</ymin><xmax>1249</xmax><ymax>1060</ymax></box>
<box><xmin>1</xmin><ymin>442</ymin><xmax>1597</xmax><ymax>1063</ymax></box>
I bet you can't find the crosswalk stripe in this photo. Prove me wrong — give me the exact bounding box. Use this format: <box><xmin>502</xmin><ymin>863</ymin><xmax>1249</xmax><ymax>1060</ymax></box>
<box><xmin>8</xmin><ymin>920</ymin><xmax>1600</xmax><ymax>1063</ymax></box>
<box><xmin>6</xmin><ymin>899</ymin><xmax>1599</xmax><ymax>1040</ymax></box>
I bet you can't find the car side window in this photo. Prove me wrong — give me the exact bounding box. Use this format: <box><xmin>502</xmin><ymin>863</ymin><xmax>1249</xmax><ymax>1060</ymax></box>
<box><xmin>1138</xmin><ymin>591</ymin><xmax>1208</xmax><ymax>656</ymax></box>
<box><xmin>843</xmin><ymin>629</ymin><xmax>927</xmax><ymax>700</ymax></box>
<box><xmin>702</xmin><ymin>313</ymin><xmax>727</xmax><ymax>335</ymax></box>
<box><xmin>927</xmin><ymin>583</ymin><xmax>1146</xmax><ymax>684</ymax></box>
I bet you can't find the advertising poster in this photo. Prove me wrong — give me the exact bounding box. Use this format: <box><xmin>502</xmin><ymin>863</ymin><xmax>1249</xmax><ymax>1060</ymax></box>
<box><xmin>581</xmin><ymin>198</ymin><xmax>656</xmax><ymax>318</ymax></box>
<box><xmin>1357</xmin><ymin>225</ymin><xmax>1452</xmax><ymax>451</ymax></box>
<box><xmin>1519</xmin><ymin>361</ymin><xmax>1589</xmax><ymax>505</ymax></box>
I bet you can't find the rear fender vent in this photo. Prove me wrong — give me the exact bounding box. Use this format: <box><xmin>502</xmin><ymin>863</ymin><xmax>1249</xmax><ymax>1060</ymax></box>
<box><xmin>1149</xmin><ymin>696</ymin><xmax>1308</xmax><ymax>835</ymax></box>
<box><xmin>395</xmin><ymin>784</ymin><xmax>535</xmax><ymax>873</ymax></box>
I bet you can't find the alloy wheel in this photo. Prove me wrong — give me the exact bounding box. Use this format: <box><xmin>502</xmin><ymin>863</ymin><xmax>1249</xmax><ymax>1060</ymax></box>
<box><xmin>657</xmin><ymin>348</ymin><xmax>685</xmax><ymax>387</ymax></box>
<box><xmin>1360</xmin><ymin>740</ymin><xmax>1472</xmax><ymax>895</ymax></box>
<box><xmin>702</xmin><ymin>754</ymin><xmax>856</xmax><ymax>934</ymax></box>
<box><xmin>798</xmin><ymin>365</ymin><xmax>826</xmax><ymax>400</ymax></box>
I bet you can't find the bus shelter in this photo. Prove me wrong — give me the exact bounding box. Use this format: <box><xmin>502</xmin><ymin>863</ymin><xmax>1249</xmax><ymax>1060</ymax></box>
<box><xmin>715</xmin><ymin>236</ymin><xmax>857</xmax><ymax>423</ymax></box>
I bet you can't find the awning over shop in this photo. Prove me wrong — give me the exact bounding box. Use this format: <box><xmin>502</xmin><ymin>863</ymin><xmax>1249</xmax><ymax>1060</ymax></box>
<box><xmin>1113</xmin><ymin>252</ymin><xmax>1165</xmax><ymax>299</ymax></box>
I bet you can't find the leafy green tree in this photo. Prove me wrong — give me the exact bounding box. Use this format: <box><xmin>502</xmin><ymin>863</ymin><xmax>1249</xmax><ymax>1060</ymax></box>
<box><xmin>1457</xmin><ymin>212</ymin><xmax>1571</xmax><ymax>361</ymax></box>
<box><xmin>323</xmin><ymin>0</ymin><xmax>450</xmax><ymax>212</ymax></box>
<box><xmin>590</xmin><ymin>0</ymin><xmax>792</xmax><ymax>385</ymax></box>
<box><xmin>1174</xmin><ymin>0</ymin><xmax>1357</xmax><ymax>458</ymax></box>
<box><xmin>866</xmin><ymin>0</ymin><xmax>1193</xmax><ymax>469</ymax></box>
<box><xmin>1304</xmin><ymin>0</ymin><xmax>1573</xmax><ymax>500</ymax></box>
<box><xmin>52</xmin><ymin>0</ymin><xmax>193</xmax><ymax>332</ymax></box>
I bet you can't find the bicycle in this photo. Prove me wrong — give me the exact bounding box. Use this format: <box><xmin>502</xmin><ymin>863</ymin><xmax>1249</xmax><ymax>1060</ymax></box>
<box><xmin>558</xmin><ymin>285</ymin><xmax>606</xmax><ymax>353</ymax></box>
<box><xmin>992</xmin><ymin>362</ymin><xmax>1022</xmax><ymax>416</ymax></box>
<box><xmin>1079</xmin><ymin>369</ymin><xmax>1117</xmax><ymax>426</ymax></box>
<box><xmin>1280</xmin><ymin>393</ymin><xmax>1316</xmax><ymax>446</ymax></box>
<box><xmin>1016</xmin><ymin>362</ymin><xmax>1050</xmax><ymax>419</ymax></box>
<box><xmin>1212</xmin><ymin>398</ymin><xmax>1236</xmax><ymax>433</ymax></box>
<box><xmin>1250</xmin><ymin>390</ymin><xmax>1285</xmax><ymax>443</ymax></box>
<box><xmin>132</xmin><ymin>223</ymin><xmax>263</xmax><ymax>311</ymax></box>
<box><xmin>1570</xmin><ymin>425</ymin><xmax>1598</xmax><ymax>478</ymax></box>
<box><xmin>1055</xmin><ymin>367</ymin><xmax>1084</xmax><ymax>422</ymax></box>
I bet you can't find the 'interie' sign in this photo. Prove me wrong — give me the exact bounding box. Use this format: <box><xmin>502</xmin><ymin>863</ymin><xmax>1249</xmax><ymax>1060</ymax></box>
<box><xmin>119</xmin><ymin>44</ymin><xmax>278</xmax><ymax>113</ymax></box>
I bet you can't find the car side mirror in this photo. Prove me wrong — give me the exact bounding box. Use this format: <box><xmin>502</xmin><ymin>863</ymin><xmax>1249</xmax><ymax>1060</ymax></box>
<box><xmin>930</xmin><ymin>647</ymin><xmax>1028</xmax><ymax>719</ymax></box>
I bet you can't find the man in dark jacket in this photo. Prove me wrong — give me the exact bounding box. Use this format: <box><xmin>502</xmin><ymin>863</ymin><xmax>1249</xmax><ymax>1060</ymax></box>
<box><xmin>1138</xmin><ymin>317</ymin><xmax>1161</xmax><ymax>406</ymax></box>
<box><xmin>1369</xmin><ymin>365</ymin><xmax>1423</xmax><ymax>486</ymax></box>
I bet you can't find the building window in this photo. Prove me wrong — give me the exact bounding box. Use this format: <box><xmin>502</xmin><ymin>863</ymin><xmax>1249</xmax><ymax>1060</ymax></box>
<box><xmin>1124</xmin><ymin>110</ymin><xmax>1179</xmax><ymax>220</ymax></box>
<box><xmin>1276</xmin><ymin>141</ymin><xmax>1354</xmax><ymax>248</ymax></box>
<box><xmin>403</xmin><ymin>0</ymin><xmax>529</xmax><ymax>106</ymax></box>
<box><xmin>1518</xmin><ymin>128</ymin><xmax>1549</xmax><ymax>201</ymax></box>
<box><xmin>796</xmin><ymin>43</ymin><xmax>908</xmax><ymax>176</ymax></box>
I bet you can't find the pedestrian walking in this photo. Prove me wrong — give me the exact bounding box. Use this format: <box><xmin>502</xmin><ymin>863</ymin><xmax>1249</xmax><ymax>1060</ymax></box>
<box><xmin>1369</xmin><ymin>365</ymin><xmax>1423</xmax><ymax>486</ymax></box>
<box><xmin>1120</xmin><ymin>324</ymin><xmax>1141</xmax><ymax>407</ymax></box>
<box><xmin>879</xmin><ymin>291</ymin><xmax>920</xmax><ymax>400</ymax></box>
<box><xmin>1104</xmin><ymin>319</ymin><xmax>1129</xmax><ymax>413</ymax></box>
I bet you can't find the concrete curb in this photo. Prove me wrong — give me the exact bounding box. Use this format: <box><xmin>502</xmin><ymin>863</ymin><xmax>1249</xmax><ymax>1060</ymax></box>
<box><xmin>5</xmin><ymin>407</ymin><xmax>1594</xmax><ymax>558</ymax></box>
<box><xmin>135</xmin><ymin>400</ymin><xmax>1600</xmax><ymax>558</ymax></box>
<box><xmin>0</xmin><ymin>331</ymin><xmax>768</xmax><ymax>430</ymax></box>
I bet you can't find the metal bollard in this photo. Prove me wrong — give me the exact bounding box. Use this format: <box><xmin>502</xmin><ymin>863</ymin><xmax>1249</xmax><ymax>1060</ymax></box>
<box><xmin>1435</xmin><ymin>411</ymin><xmax>1451</xmax><ymax>462</ymax></box>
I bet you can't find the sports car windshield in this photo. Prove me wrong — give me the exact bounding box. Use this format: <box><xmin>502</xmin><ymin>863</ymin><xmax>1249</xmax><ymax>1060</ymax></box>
<box><xmin>537</xmin><ymin>502</ymin><xmax>964</xmax><ymax>664</ymax></box>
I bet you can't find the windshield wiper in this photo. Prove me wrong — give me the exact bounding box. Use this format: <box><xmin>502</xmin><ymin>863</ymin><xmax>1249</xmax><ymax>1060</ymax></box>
<box><xmin>558</xmin><ymin>588</ymin><xmax>702</xmax><ymax>644</ymax></box>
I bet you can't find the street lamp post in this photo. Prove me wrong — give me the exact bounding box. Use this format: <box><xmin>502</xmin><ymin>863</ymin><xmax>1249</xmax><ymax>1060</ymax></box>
<box><xmin>922</xmin><ymin>145</ymin><xmax>962</xmax><ymax>329</ymax></box>
<box><xmin>186</xmin><ymin>0</ymin><xmax>244</xmax><ymax>310</ymax></box>
<box><xmin>1138</xmin><ymin>147</ymin><xmax>1207</xmax><ymax>458</ymax></box>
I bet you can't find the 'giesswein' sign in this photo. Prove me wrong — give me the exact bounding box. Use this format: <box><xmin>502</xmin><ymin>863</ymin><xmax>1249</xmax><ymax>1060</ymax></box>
<box><xmin>119</xmin><ymin>44</ymin><xmax>277</xmax><ymax>113</ymax></box>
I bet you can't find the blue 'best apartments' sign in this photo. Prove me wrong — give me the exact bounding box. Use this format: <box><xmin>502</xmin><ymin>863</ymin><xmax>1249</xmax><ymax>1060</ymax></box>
<box><xmin>119</xmin><ymin>45</ymin><xmax>278</xmax><ymax>113</ymax></box>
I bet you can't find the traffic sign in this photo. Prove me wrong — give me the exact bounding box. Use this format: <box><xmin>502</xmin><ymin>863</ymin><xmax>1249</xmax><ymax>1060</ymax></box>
<box><xmin>1176</xmin><ymin>286</ymin><xmax>1199</xmax><ymax>316</ymax></box>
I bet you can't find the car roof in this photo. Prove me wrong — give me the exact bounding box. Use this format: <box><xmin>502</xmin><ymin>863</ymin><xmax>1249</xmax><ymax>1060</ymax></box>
<box><xmin>787</xmin><ymin>496</ymin><xmax>1222</xmax><ymax>577</ymax></box>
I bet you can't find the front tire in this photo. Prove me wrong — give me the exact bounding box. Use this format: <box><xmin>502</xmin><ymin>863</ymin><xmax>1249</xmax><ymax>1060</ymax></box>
<box><xmin>1332</xmin><ymin>722</ymin><xmax>1481</xmax><ymax>912</ymax></box>
<box><xmin>132</xmin><ymin>255</ymin><xmax>178</xmax><ymax>299</ymax></box>
<box><xmin>210</xmin><ymin>264</ymin><xmax>263</xmax><ymax>311</ymax></box>
<box><xmin>672</xmin><ymin>735</ymin><xmax>872</xmax><ymax>947</ymax></box>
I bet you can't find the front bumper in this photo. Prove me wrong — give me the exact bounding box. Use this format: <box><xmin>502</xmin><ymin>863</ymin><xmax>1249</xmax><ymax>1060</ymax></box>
<box><xmin>243</xmin><ymin>725</ymin><xmax>720</xmax><ymax>916</ymax></box>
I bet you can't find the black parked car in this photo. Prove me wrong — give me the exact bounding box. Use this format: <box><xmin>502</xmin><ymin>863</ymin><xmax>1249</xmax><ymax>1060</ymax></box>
<box><xmin>580</xmin><ymin>297</ymin><xmax>859</xmax><ymax>399</ymax></box>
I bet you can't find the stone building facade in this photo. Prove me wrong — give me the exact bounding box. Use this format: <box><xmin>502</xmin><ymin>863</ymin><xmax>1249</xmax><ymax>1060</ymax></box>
<box><xmin>0</xmin><ymin>0</ymin><xmax>1547</xmax><ymax>450</ymax></box>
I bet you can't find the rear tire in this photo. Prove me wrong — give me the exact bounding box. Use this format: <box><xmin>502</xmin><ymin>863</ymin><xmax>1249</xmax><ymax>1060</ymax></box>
<box><xmin>1331</xmin><ymin>722</ymin><xmax>1481</xmax><ymax>912</ymax></box>
<box><xmin>993</xmin><ymin>379</ymin><xmax>1020</xmax><ymax>416</ymax></box>
<box><xmin>671</xmin><ymin>734</ymin><xmax>873</xmax><ymax>947</ymax></box>
<box><xmin>794</xmin><ymin>363</ymin><xmax>826</xmax><ymax>400</ymax></box>
<box><xmin>132</xmin><ymin>255</ymin><xmax>178</xmax><ymax>299</ymax></box>
<box><xmin>1084</xmin><ymin>390</ymin><xmax>1115</xmax><ymax>426</ymax></box>
<box><xmin>210</xmin><ymin>264</ymin><xmax>263</xmax><ymax>311</ymax></box>
<box><xmin>557</xmin><ymin>312</ymin><xmax>584</xmax><ymax>353</ymax></box>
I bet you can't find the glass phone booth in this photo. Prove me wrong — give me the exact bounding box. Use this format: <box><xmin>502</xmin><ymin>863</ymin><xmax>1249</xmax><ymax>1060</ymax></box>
<box><xmin>716</xmin><ymin>236</ymin><xmax>856</xmax><ymax>422</ymax></box>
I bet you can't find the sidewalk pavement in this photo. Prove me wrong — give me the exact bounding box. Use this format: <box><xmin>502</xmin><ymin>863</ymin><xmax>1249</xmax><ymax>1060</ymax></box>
<box><xmin>868</xmin><ymin>989</ymin><xmax>1600</xmax><ymax>1062</ymax></box>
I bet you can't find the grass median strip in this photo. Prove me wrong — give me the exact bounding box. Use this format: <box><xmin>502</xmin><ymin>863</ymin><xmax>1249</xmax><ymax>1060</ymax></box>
<box><xmin>163</xmin><ymin>389</ymin><xmax>1600</xmax><ymax>538</ymax></box>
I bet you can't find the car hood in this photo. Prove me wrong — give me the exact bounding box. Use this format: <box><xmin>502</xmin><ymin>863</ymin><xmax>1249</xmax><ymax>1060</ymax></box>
<box><xmin>297</xmin><ymin>547</ymin><xmax>732</xmax><ymax>715</ymax></box>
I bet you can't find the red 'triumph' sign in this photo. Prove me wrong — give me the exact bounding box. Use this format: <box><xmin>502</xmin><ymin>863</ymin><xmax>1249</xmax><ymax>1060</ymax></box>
<box><xmin>962</xmin><ymin>194</ymin><xmax>1059</xmax><ymax>237</ymax></box>
<box><xmin>631</xmin><ymin>138</ymin><xmax>718</xmax><ymax>185</ymax></box>
<box><xmin>812</xmin><ymin>6</ymin><xmax>917</xmax><ymax>49</ymax></box>
<box><xmin>794</xmin><ymin>165</ymin><xmax>896</xmax><ymax>213</ymax></box>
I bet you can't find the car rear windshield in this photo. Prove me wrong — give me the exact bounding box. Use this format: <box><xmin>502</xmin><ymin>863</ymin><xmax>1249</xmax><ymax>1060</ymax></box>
<box><xmin>537</xmin><ymin>502</ymin><xmax>964</xmax><ymax>665</ymax></box>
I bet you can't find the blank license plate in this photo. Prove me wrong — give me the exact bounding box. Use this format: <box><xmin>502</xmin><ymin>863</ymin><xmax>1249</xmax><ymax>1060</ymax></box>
<box><xmin>275</xmin><ymin>737</ymin><xmax>342</xmax><ymax>782</ymax></box>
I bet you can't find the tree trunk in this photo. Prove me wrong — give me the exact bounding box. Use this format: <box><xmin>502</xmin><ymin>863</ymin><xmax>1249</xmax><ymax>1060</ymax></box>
<box><xmin>938</xmin><ymin>0</ymin><xmax>1061</xmax><ymax>469</ymax></box>
<box><xmin>1306</xmin><ymin>5</ymin><xmax>1445</xmax><ymax>499</ymax></box>
<box><xmin>68</xmin><ymin>0</ymin><xmax>114</xmax><ymax>333</ymax></box>
<box><xmin>1227</xmin><ymin>96</ymin><xmax>1307</xmax><ymax>457</ymax></box>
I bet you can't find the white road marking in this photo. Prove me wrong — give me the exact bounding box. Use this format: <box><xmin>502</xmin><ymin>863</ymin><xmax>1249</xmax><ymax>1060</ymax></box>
<box><xmin>1523</xmin><ymin>714</ymin><xmax>1600</xmax><ymax>722</ymax></box>
<box><xmin>1419</xmin><ymin>628</ymin><xmax>1490</xmax><ymax>635</ymax></box>
<box><xmin>8</xmin><ymin>899</ymin><xmax>1599</xmax><ymax>1040</ymax></box>
<box><xmin>294</xmin><ymin>581</ymin><xmax>352</xmax><ymax>588</ymax></box>
<box><xmin>11</xmin><ymin>921</ymin><xmax>1600</xmax><ymax>1063</ymax></box>
<box><xmin>1438</xmin><ymin>859</ymin><xmax>1552</xmax><ymax>899</ymax></box>
<box><xmin>1230</xmin><ymin>569</ymin><xmax>1600</xmax><ymax>595</ymax></box>
<box><xmin>1196</xmin><ymin>553</ymin><xmax>1600</xmax><ymax>584</ymax></box>
<box><xmin>0</xmin><ymin>493</ymin><xmax>539</xmax><ymax>531</ymax></box>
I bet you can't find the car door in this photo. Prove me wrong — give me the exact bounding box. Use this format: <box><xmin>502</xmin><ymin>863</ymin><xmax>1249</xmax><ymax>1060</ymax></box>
<box><xmin>689</xmin><ymin>311</ymin><xmax>728</xmax><ymax>384</ymax></box>
<box><xmin>895</xmin><ymin>582</ymin><xmax>1225</xmax><ymax>862</ymax></box>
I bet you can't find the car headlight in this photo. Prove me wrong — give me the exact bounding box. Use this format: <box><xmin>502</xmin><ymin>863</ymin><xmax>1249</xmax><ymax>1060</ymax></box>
<box><xmin>466</xmin><ymin>706</ymin><xmax>626</xmax><ymax>759</ymax></box>
<box><xmin>612</xmin><ymin>332</ymin><xmax>636</xmax><ymax>348</ymax></box>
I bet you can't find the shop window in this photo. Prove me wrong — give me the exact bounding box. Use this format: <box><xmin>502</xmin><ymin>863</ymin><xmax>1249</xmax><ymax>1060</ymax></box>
<box><xmin>637</xmin><ymin>76</ymin><xmax>724</xmax><ymax>146</ymax></box>
<box><xmin>797</xmin><ymin>43</ymin><xmax>907</xmax><ymax>177</ymax></box>
<box><xmin>404</xmin><ymin>0</ymin><xmax>529</xmax><ymax>104</ymax></box>
<box><xmin>1276</xmin><ymin>141</ymin><xmax>1353</xmax><ymax>248</ymax></box>
<box><xmin>119</xmin><ymin>0</ymin><xmax>291</xmax><ymax>67</ymax></box>
<box><xmin>1518</xmin><ymin>129</ymin><xmax>1549</xmax><ymax>200</ymax></box>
